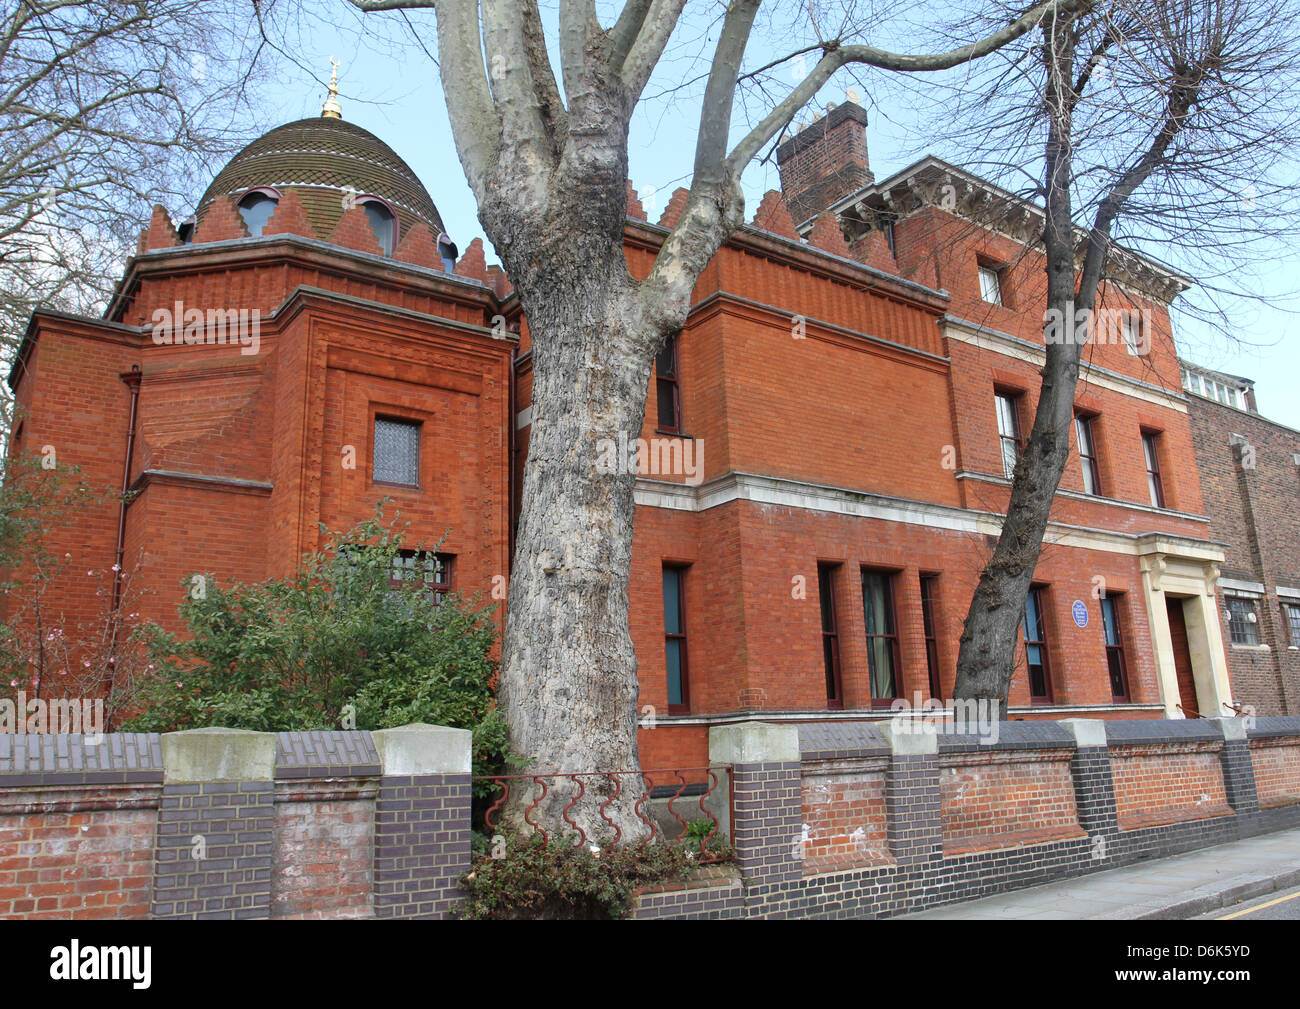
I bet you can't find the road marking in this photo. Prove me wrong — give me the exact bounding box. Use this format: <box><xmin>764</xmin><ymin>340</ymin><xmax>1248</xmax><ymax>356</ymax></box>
<box><xmin>1216</xmin><ymin>888</ymin><xmax>1300</xmax><ymax>919</ymax></box>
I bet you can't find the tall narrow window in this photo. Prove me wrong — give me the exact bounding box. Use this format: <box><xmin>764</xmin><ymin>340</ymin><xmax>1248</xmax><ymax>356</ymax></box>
<box><xmin>360</xmin><ymin>199</ymin><xmax>397</xmax><ymax>255</ymax></box>
<box><xmin>1100</xmin><ymin>596</ymin><xmax>1129</xmax><ymax>700</ymax></box>
<box><xmin>1226</xmin><ymin>595</ymin><xmax>1259</xmax><ymax>646</ymax></box>
<box><xmin>818</xmin><ymin>564</ymin><xmax>843</xmax><ymax>709</ymax></box>
<box><xmin>1075</xmin><ymin>413</ymin><xmax>1102</xmax><ymax>495</ymax></box>
<box><xmin>663</xmin><ymin>565</ymin><xmax>689</xmax><ymax>713</ymax></box>
<box><xmin>920</xmin><ymin>574</ymin><xmax>941</xmax><ymax>700</ymax></box>
<box><xmin>1283</xmin><ymin>602</ymin><xmax>1300</xmax><ymax>647</ymax></box>
<box><xmin>1122</xmin><ymin>312</ymin><xmax>1143</xmax><ymax>356</ymax></box>
<box><xmin>978</xmin><ymin>264</ymin><xmax>1004</xmax><ymax>305</ymax></box>
<box><xmin>1142</xmin><ymin>431</ymin><xmax>1165</xmax><ymax>508</ymax></box>
<box><xmin>656</xmin><ymin>334</ymin><xmax>682</xmax><ymax>433</ymax></box>
<box><xmin>1022</xmin><ymin>587</ymin><xmax>1053</xmax><ymax>702</ymax></box>
<box><xmin>861</xmin><ymin>570</ymin><xmax>900</xmax><ymax>704</ymax></box>
<box><xmin>995</xmin><ymin>392</ymin><xmax>1022</xmax><ymax>479</ymax></box>
<box><xmin>373</xmin><ymin>417</ymin><xmax>420</xmax><ymax>487</ymax></box>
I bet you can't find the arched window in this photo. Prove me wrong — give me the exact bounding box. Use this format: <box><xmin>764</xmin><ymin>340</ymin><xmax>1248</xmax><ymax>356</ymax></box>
<box><xmin>357</xmin><ymin>197</ymin><xmax>397</xmax><ymax>255</ymax></box>
<box><xmin>237</xmin><ymin>189</ymin><xmax>279</xmax><ymax>237</ymax></box>
<box><xmin>437</xmin><ymin>231</ymin><xmax>458</xmax><ymax>272</ymax></box>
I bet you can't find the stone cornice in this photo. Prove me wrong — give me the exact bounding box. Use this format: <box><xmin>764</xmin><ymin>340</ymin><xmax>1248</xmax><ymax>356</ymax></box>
<box><xmin>636</xmin><ymin>471</ymin><xmax>1225</xmax><ymax>561</ymax></box>
<box><xmin>833</xmin><ymin>156</ymin><xmax>1193</xmax><ymax>304</ymax></box>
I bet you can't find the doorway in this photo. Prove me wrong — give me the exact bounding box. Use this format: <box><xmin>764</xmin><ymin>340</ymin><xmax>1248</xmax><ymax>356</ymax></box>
<box><xmin>1166</xmin><ymin>596</ymin><xmax>1199</xmax><ymax>718</ymax></box>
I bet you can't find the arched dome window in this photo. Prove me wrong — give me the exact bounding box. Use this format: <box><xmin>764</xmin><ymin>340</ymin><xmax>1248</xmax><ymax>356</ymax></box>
<box><xmin>437</xmin><ymin>231</ymin><xmax>458</xmax><ymax>273</ymax></box>
<box><xmin>237</xmin><ymin>188</ymin><xmax>280</xmax><ymax>237</ymax></box>
<box><xmin>357</xmin><ymin>196</ymin><xmax>397</xmax><ymax>255</ymax></box>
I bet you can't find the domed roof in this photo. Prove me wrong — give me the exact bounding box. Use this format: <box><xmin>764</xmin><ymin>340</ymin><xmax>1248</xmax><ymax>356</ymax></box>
<box><xmin>195</xmin><ymin>116</ymin><xmax>446</xmax><ymax>243</ymax></box>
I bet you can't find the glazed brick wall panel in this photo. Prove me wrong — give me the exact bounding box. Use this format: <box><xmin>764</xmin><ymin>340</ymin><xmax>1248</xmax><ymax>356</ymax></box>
<box><xmin>373</xmin><ymin>773</ymin><xmax>471</xmax><ymax>920</ymax></box>
<box><xmin>1070</xmin><ymin>745</ymin><xmax>1119</xmax><ymax>836</ymax></box>
<box><xmin>884</xmin><ymin>753</ymin><xmax>942</xmax><ymax>866</ymax></box>
<box><xmin>151</xmin><ymin>781</ymin><xmax>275</xmax><ymax>920</ymax></box>
<box><xmin>632</xmin><ymin>877</ymin><xmax>746</xmax><ymax>920</ymax></box>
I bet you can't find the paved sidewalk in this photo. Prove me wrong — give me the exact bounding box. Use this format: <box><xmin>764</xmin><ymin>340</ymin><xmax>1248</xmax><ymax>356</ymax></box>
<box><xmin>900</xmin><ymin>826</ymin><xmax>1300</xmax><ymax>919</ymax></box>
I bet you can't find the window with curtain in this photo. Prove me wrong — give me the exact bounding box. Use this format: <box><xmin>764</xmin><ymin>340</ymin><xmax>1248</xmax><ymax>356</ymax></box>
<box><xmin>920</xmin><ymin>574</ymin><xmax>941</xmax><ymax>700</ymax></box>
<box><xmin>861</xmin><ymin>570</ymin><xmax>900</xmax><ymax>704</ymax></box>
<box><xmin>1075</xmin><ymin>414</ymin><xmax>1102</xmax><ymax>495</ymax></box>
<box><xmin>995</xmin><ymin>392</ymin><xmax>1022</xmax><ymax>479</ymax></box>
<box><xmin>1142</xmin><ymin>431</ymin><xmax>1165</xmax><ymax>508</ymax></box>
<box><xmin>978</xmin><ymin>264</ymin><xmax>1004</xmax><ymax>305</ymax></box>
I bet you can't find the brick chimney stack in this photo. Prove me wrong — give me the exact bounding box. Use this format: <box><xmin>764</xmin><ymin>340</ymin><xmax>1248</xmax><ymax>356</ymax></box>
<box><xmin>776</xmin><ymin>100</ymin><xmax>872</xmax><ymax>227</ymax></box>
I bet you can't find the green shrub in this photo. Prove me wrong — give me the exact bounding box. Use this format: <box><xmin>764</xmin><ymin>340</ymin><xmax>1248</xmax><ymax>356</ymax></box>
<box><xmin>458</xmin><ymin>834</ymin><xmax>733</xmax><ymax>920</ymax></box>
<box><xmin>120</xmin><ymin>506</ymin><xmax>512</xmax><ymax>779</ymax></box>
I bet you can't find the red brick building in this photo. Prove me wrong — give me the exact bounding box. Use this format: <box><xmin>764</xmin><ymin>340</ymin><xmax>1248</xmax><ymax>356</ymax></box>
<box><xmin>4</xmin><ymin>96</ymin><xmax>1239</xmax><ymax>765</ymax></box>
<box><xmin>1180</xmin><ymin>360</ymin><xmax>1300</xmax><ymax>716</ymax></box>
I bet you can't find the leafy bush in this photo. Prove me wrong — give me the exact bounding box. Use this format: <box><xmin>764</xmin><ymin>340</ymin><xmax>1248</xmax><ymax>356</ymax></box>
<box><xmin>458</xmin><ymin>834</ymin><xmax>733</xmax><ymax>920</ymax></box>
<box><xmin>120</xmin><ymin>507</ymin><xmax>512</xmax><ymax>778</ymax></box>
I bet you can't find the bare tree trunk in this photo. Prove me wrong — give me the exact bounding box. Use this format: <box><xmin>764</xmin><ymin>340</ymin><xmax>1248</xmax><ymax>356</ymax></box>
<box><xmin>953</xmin><ymin>4</ymin><xmax>1212</xmax><ymax>707</ymax></box>
<box><xmin>339</xmin><ymin>0</ymin><xmax>1092</xmax><ymax>838</ymax></box>
<box><xmin>953</xmin><ymin>9</ymin><xmax>1085</xmax><ymax>706</ymax></box>
<box><xmin>499</xmin><ymin>261</ymin><xmax>655</xmax><ymax>841</ymax></box>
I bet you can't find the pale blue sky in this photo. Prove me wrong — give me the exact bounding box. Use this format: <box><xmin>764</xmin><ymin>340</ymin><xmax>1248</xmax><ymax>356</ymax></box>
<box><xmin>248</xmin><ymin>7</ymin><xmax>1299</xmax><ymax>430</ymax></box>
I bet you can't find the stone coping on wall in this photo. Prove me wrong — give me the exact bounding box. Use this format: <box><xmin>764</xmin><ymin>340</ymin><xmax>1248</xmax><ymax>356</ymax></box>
<box><xmin>0</xmin><ymin>725</ymin><xmax>465</xmax><ymax>785</ymax></box>
<box><xmin>942</xmin><ymin>823</ymin><xmax>1089</xmax><ymax>857</ymax></box>
<box><xmin>0</xmin><ymin>732</ymin><xmax>163</xmax><ymax>786</ymax></box>
<box><xmin>797</xmin><ymin>721</ymin><xmax>889</xmax><ymax>760</ymax></box>
<box><xmin>274</xmin><ymin>730</ymin><xmax>382</xmax><ymax>779</ymax></box>
<box><xmin>1104</xmin><ymin>719</ymin><xmax>1226</xmax><ymax>745</ymax></box>
<box><xmin>936</xmin><ymin>721</ymin><xmax>1075</xmax><ymax>753</ymax></box>
<box><xmin>1247</xmin><ymin>716</ymin><xmax>1300</xmax><ymax>739</ymax></box>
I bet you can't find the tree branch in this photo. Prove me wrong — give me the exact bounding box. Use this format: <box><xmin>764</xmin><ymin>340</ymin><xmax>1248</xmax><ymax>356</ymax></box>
<box><xmin>619</xmin><ymin>0</ymin><xmax>688</xmax><ymax>102</ymax></box>
<box><xmin>725</xmin><ymin>0</ymin><xmax>1091</xmax><ymax>175</ymax></box>
<box><xmin>692</xmin><ymin>0</ymin><xmax>760</xmax><ymax>187</ymax></box>
<box><xmin>427</xmin><ymin>0</ymin><xmax>499</xmax><ymax>201</ymax></box>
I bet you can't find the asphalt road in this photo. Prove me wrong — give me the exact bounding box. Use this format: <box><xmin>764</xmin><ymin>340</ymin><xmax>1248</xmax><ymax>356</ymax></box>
<box><xmin>1201</xmin><ymin>883</ymin><xmax>1300</xmax><ymax>920</ymax></box>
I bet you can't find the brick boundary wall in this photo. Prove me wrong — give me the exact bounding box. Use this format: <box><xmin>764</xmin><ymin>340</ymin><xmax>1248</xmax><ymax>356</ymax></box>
<box><xmin>700</xmin><ymin>715</ymin><xmax>1300</xmax><ymax>919</ymax></box>
<box><xmin>1</xmin><ymin>722</ymin><xmax>469</xmax><ymax>920</ymax></box>
<box><xmin>3</xmin><ymin>716</ymin><xmax>1299</xmax><ymax>919</ymax></box>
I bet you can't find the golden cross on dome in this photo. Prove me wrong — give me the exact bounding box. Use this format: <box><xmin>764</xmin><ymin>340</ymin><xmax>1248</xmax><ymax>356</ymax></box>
<box><xmin>321</xmin><ymin>57</ymin><xmax>342</xmax><ymax>119</ymax></box>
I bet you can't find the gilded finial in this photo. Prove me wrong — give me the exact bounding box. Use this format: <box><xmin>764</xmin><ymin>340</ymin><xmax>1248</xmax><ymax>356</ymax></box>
<box><xmin>321</xmin><ymin>57</ymin><xmax>342</xmax><ymax>119</ymax></box>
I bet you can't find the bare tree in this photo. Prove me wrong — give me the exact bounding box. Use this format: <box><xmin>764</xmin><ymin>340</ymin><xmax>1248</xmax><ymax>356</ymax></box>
<box><xmin>0</xmin><ymin>0</ymin><xmax>273</xmax><ymax>431</ymax></box>
<box><xmin>334</xmin><ymin>0</ymin><xmax>1083</xmax><ymax>838</ymax></box>
<box><xmin>924</xmin><ymin>0</ymin><xmax>1300</xmax><ymax>705</ymax></box>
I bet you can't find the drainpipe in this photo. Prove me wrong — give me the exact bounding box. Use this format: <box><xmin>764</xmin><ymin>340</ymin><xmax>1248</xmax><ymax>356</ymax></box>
<box><xmin>108</xmin><ymin>365</ymin><xmax>142</xmax><ymax>697</ymax></box>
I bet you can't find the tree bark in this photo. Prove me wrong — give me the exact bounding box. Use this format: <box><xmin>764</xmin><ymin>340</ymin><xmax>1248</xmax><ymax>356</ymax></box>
<box><xmin>499</xmin><ymin>263</ymin><xmax>653</xmax><ymax>841</ymax></box>
<box><xmin>953</xmin><ymin>9</ymin><xmax>1084</xmax><ymax>708</ymax></box>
